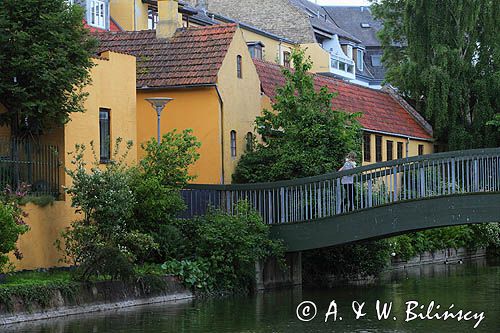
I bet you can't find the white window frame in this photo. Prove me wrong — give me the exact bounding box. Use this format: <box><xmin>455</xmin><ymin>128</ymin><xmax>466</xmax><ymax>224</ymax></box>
<box><xmin>88</xmin><ymin>0</ymin><xmax>107</xmax><ymax>29</ymax></box>
<box><xmin>357</xmin><ymin>49</ymin><xmax>364</xmax><ymax>71</ymax></box>
<box><xmin>346</xmin><ymin>45</ymin><xmax>353</xmax><ymax>59</ymax></box>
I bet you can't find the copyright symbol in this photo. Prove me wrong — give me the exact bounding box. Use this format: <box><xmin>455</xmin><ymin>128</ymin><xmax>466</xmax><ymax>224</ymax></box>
<box><xmin>296</xmin><ymin>301</ymin><xmax>317</xmax><ymax>322</ymax></box>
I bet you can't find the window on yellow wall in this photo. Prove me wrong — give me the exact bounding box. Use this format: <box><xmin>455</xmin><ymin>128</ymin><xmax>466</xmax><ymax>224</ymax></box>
<box><xmin>363</xmin><ymin>133</ymin><xmax>371</xmax><ymax>162</ymax></box>
<box><xmin>386</xmin><ymin>140</ymin><xmax>393</xmax><ymax>161</ymax></box>
<box><xmin>283</xmin><ymin>51</ymin><xmax>291</xmax><ymax>68</ymax></box>
<box><xmin>397</xmin><ymin>142</ymin><xmax>404</xmax><ymax>159</ymax></box>
<box><xmin>418</xmin><ymin>144</ymin><xmax>424</xmax><ymax>156</ymax></box>
<box><xmin>99</xmin><ymin>108</ymin><xmax>111</xmax><ymax>163</ymax></box>
<box><xmin>230</xmin><ymin>130</ymin><xmax>237</xmax><ymax>157</ymax></box>
<box><xmin>237</xmin><ymin>55</ymin><xmax>243</xmax><ymax>78</ymax></box>
<box><xmin>375</xmin><ymin>135</ymin><xmax>382</xmax><ymax>162</ymax></box>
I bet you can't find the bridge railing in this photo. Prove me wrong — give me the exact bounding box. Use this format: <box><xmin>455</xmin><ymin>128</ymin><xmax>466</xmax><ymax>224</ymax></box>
<box><xmin>180</xmin><ymin>148</ymin><xmax>500</xmax><ymax>224</ymax></box>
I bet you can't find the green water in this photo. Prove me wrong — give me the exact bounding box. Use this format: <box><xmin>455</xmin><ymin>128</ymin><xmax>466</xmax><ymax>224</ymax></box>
<box><xmin>5</xmin><ymin>258</ymin><xmax>500</xmax><ymax>333</ymax></box>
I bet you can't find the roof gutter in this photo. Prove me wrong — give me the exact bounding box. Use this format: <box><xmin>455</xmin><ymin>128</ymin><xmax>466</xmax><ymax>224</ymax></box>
<box><xmin>363</xmin><ymin>128</ymin><xmax>435</xmax><ymax>142</ymax></box>
<box><xmin>137</xmin><ymin>83</ymin><xmax>217</xmax><ymax>90</ymax></box>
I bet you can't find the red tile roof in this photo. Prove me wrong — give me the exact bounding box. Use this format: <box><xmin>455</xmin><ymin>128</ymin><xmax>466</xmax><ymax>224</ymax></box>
<box><xmin>254</xmin><ymin>59</ymin><xmax>433</xmax><ymax>140</ymax></box>
<box><xmin>84</xmin><ymin>19</ymin><xmax>122</xmax><ymax>32</ymax></box>
<box><xmin>95</xmin><ymin>24</ymin><xmax>238</xmax><ymax>88</ymax></box>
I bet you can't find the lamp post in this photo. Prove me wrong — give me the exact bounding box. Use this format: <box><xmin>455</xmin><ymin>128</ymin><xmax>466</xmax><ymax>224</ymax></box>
<box><xmin>145</xmin><ymin>97</ymin><xmax>173</xmax><ymax>144</ymax></box>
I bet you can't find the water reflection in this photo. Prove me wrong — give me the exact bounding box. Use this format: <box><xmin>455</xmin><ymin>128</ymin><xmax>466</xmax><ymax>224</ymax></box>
<box><xmin>3</xmin><ymin>258</ymin><xmax>499</xmax><ymax>333</ymax></box>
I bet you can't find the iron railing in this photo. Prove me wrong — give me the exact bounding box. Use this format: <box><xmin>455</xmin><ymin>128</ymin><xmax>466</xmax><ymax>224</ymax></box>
<box><xmin>180</xmin><ymin>148</ymin><xmax>500</xmax><ymax>224</ymax></box>
<box><xmin>0</xmin><ymin>139</ymin><xmax>60</xmax><ymax>197</ymax></box>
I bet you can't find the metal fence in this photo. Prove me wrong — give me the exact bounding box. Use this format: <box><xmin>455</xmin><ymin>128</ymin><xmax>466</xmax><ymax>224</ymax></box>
<box><xmin>0</xmin><ymin>139</ymin><xmax>60</xmax><ymax>197</ymax></box>
<box><xmin>180</xmin><ymin>148</ymin><xmax>500</xmax><ymax>224</ymax></box>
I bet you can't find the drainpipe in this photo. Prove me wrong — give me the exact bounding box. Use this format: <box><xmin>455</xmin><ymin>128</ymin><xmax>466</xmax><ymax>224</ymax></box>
<box><xmin>406</xmin><ymin>137</ymin><xmax>410</xmax><ymax>159</ymax></box>
<box><xmin>215</xmin><ymin>85</ymin><xmax>225</xmax><ymax>184</ymax></box>
<box><xmin>134</xmin><ymin>0</ymin><xmax>137</xmax><ymax>30</ymax></box>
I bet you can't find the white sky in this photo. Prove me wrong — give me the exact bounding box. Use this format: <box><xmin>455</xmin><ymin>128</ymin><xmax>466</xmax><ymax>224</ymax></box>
<box><xmin>314</xmin><ymin>0</ymin><xmax>372</xmax><ymax>6</ymax></box>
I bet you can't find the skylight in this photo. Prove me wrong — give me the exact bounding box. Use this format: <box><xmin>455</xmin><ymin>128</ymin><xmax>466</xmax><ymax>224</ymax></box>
<box><xmin>361</xmin><ymin>23</ymin><xmax>371</xmax><ymax>28</ymax></box>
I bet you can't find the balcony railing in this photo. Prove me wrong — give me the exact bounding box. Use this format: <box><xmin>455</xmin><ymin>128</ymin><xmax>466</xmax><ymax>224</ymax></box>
<box><xmin>0</xmin><ymin>139</ymin><xmax>61</xmax><ymax>198</ymax></box>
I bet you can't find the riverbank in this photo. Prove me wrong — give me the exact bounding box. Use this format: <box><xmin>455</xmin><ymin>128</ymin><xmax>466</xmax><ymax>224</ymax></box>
<box><xmin>0</xmin><ymin>274</ymin><xmax>192</xmax><ymax>326</ymax></box>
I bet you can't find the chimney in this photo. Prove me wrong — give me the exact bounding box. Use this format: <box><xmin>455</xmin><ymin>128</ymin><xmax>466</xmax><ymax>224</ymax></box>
<box><xmin>196</xmin><ymin>0</ymin><xmax>208</xmax><ymax>11</ymax></box>
<box><xmin>156</xmin><ymin>0</ymin><xmax>180</xmax><ymax>39</ymax></box>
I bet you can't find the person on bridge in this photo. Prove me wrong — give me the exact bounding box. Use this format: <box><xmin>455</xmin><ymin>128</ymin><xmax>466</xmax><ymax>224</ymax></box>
<box><xmin>339</xmin><ymin>152</ymin><xmax>357</xmax><ymax>212</ymax></box>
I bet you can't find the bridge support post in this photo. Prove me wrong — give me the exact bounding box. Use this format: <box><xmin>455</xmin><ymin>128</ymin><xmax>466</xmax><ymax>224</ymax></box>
<box><xmin>255</xmin><ymin>252</ymin><xmax>302</xmax><ymax>290</ymax></box>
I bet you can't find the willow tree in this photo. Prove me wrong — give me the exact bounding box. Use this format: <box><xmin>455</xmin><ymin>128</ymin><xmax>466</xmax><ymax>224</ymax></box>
<box><xmin>0</xmin><ymin>0</ymin><xmax>97</xmax><ymax>138</ymax></box>
<box><xmin>372</xmin><ymin>0</ymin><xmax>500</xmax><ymax>149</ymax></box>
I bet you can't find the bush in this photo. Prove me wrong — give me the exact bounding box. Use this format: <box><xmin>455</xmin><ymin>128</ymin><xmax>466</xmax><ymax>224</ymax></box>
<box><xmin>0</xmin><ymin>184</ymin><xmax>30</xmax><ymax>273</ymax></box>
<box><xmin>389</xmin><ymin>224</ymin><xmax>500</xmax><ymax>260</ymax></box>
<box><xmin>58</xmin><ymin>140</ymin><xmax>157</xmax><ymax>281</ymax></box>
<box><xmin>303</xmin><ymin>240</ymin><xmax>391</xmax><ymax>284</ymax></box>
<box><xmin>129</xmin><ymin>130</ymin><xmax>200</xmax><ymax>261</ymax></box>
<box><xmin>164</xmin><ymin>202</ymin><xmax>285</xmax><ymax>292</ymax></box>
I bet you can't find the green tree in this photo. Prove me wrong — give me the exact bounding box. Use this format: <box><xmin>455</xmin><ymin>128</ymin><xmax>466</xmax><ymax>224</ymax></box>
<box><xmin>372</xmin><ymin>0</ymin><xmax>500</xmax><ymax>150</ymax></box>
<box><xmin>233</xmin><ymin>49</ymin><xmax>361</xmax><ymax>183</ymax></box>
<box><xmin>0</xmin><ymin>0</ymin><xmax>96</xmax><ymax>137</ymax></box>
<box><xmin>129</xmin><ymin>130</ymin><xmax>201</xmax><ymax>261</ymax></box>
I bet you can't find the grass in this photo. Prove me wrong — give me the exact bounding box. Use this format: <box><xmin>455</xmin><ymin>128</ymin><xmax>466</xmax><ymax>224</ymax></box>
<box><xmin>0</xmin><ymin>269</ymin><xmax>72</xmax><ymax>288</ymax></box>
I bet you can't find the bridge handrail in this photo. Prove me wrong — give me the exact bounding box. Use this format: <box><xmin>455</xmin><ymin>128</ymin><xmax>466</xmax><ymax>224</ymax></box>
<box><xmin>185</xmin><ymin>148</ymin><xmax>500</xmax><ymax>191</ymax></box>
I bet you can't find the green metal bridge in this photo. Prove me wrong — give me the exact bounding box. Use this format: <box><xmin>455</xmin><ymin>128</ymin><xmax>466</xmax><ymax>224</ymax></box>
<box><xmin>181</xmin><ymin>148</ymin><xmax>500</xmax><ymax>252</ymax></box>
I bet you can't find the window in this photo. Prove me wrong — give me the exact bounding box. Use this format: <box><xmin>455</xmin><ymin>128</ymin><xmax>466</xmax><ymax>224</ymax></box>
<box><xmin>148</xmin><ymin>8</ymin><xmax>158</xmax><ymax>29</ymax></box>
<box><xmin>99</xmin><ymin>108</ymin><xmax>111</xmax><ymax>162</ymax></box>
<box><xmin>361</xmin><ymin>23</ymin><xmax>371</xmax><ymax>28</ymax></box>
<box><xmin>236</xmin><ymin>55</ymin><xmax>242</xmax><ymax>78</ymax></box>
<box><xmin>246</xmin><ymin>132</ymin><xmax>255</xmax><ymax>151</ymax></box>
<box><xmin>283</xmin><ymin>51</ymin><xmax>291</xmax><ymax>68</ymax></box>
<box><xmin>357</xmin><ymin>49</ymin><xmax>364</xmax><ymax>71</ymax></box>
<box><xmin>248</xmin><ymin>42</ymin><xmax>263</xmax><ymax>60</ymax></box>
<box><xmin>375</xmin><ymin>135</ymin><xmax>382</xmax><ymax>162</ymax></box>
<box><xmin>418</xmin><ymin>144</ymin><xmax>424</xmax><ymax>156</ymax></box>
<box><xmin>346</xmin><ymin>45</ymin><xmax>353</xmax><ymax>59</ymax></box>
<box><xmin>89</xmin><ymin>0</ymin><xmax>107</xmax><ymax>29</ymax></box>
<box><xmin>386</xmin><ymin>140</ymin><xmax>393</xmax><ymax>161</ymax></box>
<box><xmin>363</xmin><ymin>133</ymin><xmax>371</xmax><ymax>162</ymax></box>
<box><xmin>397</xmin><ymin>142</ymin><xmax>404</xmax><ymax>159</ymax></box>
<box><xmin>371</xmin><ymin>54</ymin><xmax>382</xmax><ymax>67</ymax></box>
<box><xmin>230</xmin><ymin>130</ymin><xmax>237</xmax><ymax>157</ymax></box>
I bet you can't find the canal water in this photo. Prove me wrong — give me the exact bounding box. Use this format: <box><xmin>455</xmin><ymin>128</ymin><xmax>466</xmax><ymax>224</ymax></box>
<box><xmin>5</xmin><ymin>257</ymin><xmax>499</xmax><ymax>333</ymax></box>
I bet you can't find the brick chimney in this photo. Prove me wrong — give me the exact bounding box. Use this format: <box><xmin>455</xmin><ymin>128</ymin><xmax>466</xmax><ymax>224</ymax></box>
<box><xmin>156</xmin><ymin>0</ymin><xmax>180</xmax><ymax>39</ymax></box>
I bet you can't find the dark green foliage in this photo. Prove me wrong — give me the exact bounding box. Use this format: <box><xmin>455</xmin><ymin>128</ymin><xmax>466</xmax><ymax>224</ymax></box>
<box><xmin>0</xmin><ymin>0</ymin><xmax>97</xmax><ymax>137</ymax></box>
<box><xmin>129</xmin><ymin>130</ymin><xmax>201</xmax><ymax>261</ymax></box>
<box><xmin>0</xmin><ymin>185</ymin><xmax>30</xmax><ymax>273</ymax></box>
<box><xmin>303</xmin><ymin>240</ymin><xmax>391</xmax><ymax>284</ymax></box>
<box><xmin>163</xmin><ymin>202</ymin><xmax>285</xmax><ymax>292</ymax></box>
<box><xmin>390</xmin><ymin>223</ymin><xmax>500</xmax><ymax>260</ymax></box>
<box><xmin>372</xmin><ymin>0</ymin><xmax>500</xmax><ymax>149</ymax></box>
<box><xmin>233</xmin><ymin>49</ymin><xmax>361</xmax><ymax>183</ymax></box>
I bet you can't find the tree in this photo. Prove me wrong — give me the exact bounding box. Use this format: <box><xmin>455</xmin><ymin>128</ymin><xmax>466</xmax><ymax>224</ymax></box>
<box><xmin>0</xmin><ymin>0</ymin><xmax>97</xmax><ymax>138</ymax></box>
<box><xmin>372</xmin><ymin>0</ymin><xmax>500</xmax><ymax>150</ymax></box>
<box><xmin>232</xmin><ymin>49</ymin><xmax>361</xmax><ymax>183</ymax></box>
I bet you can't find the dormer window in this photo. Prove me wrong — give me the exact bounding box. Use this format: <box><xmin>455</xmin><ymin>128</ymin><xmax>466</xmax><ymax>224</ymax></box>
<box><xmin>88</xmin><ymin>0</ymin><xmax>108</xmax><ymax>29</ymax></box>
<box><xmin>357</xmin><ymin>49</ymin><xmax>364</xmax><ymax>71</ymax></box>
<box><xmin>247</xmin><ymin>42</ymin><xmax>264</xmax><ymax>60</ymax></box>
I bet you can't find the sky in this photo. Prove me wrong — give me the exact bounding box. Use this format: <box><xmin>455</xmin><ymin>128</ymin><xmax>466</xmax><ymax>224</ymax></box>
<box><xmin>315</xmin><ymin>0</ymin><xmax>372</xmax><ymax>6</ymax></box>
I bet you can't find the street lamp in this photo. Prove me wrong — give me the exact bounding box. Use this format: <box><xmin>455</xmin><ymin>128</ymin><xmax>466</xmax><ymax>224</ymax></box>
<box><xmin>145</xmin><ymin>97</ymin><xmax>174</xmax><ymax>144</ymax></box>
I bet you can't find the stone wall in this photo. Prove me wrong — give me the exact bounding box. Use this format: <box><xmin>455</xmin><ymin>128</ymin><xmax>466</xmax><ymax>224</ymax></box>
<box><xmin>195</xmin><ymin>0</ymin><xmax>316</xmax><ymax>43</ymax></box>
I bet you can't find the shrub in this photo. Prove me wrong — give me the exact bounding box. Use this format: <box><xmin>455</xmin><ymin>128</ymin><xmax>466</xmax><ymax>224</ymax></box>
<box><xmin>161</xmin><ymin>259</ymin><xmax>214</xmax><ymax>291</ymax></box>
<box><xmin>0</xmin><ymin>184</ymin><xmax>30</xmax><ymax>273</ymax></box>
<box><xmin>58</xmin><ymin>140</ymin><xmax>157</xmax><ymax>281</ymax></box>
<box><xmin>164</xmin><ymin>202</ymin><xmax>285</xmax><ymax>292</ymax></box>
<box><xmin>129</xmin><ymin>130</ymin><xmax>201</xmax><ymax>261</ymax></box>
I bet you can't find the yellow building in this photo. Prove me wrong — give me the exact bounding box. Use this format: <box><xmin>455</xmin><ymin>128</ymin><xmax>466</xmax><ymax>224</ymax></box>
<box><xmin>98</xmin><ymin>1</ymin><xmax>263</xmax><ymax>184</ymax></box>
<box><xmin>253</xmin><ymin>59</ymin><xmax>434</xmax><ymax>164</ymax></box>
<box><xmin>108</xmin><ymin>0</ymin><xmax>331</xmax><ymax>72</ymax></box>
<box><xmin>3</xmin><ymin>50</ymin><xmax>138</xmax><ymax>270</ymax></box>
